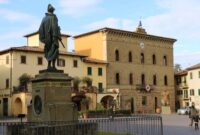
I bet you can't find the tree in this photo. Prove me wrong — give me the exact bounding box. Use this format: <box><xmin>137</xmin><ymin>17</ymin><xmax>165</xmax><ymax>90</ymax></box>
<box><xmin>82</xmin><ymin>77</ymin><xmax>93</xmax><ymax>87</ymax></box>
<box><xmin>174</xmin><ymin>64</ymin><xmax>182</xmax><ymax>73</ymax></box>
<box><xmin>73</xmin><ymin>76</ymin><xmax>81</xmax><ymax>91</ymax></box>
<box><xmin>18</xmin><ymin>73</ymin><xmax>32</xmax><ymax>91</ymax></box>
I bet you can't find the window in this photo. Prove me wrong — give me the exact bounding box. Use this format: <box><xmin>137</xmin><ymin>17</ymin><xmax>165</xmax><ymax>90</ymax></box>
<box><xmin>190</xmin><ymin>89</ymin><xmax>194</xmax><ymax>96</ymax></box>
<box><xmin>199</xmin><ymin>71</ymin><xmax>200</xmax><ymax>78</ymax></box>
<box><xmin>116</xmin><ymin>73</ymin><xmax>120</xmax><ymax>84</ymax></box>
<box><xmin>141</xmin><ymin>53</ymin><xmax>144</xmax><ymax>64</ymax></box>
<box><xmin>142</xmin><ymin>96</ymin><xmax>147</xmax><ymax>106</ymax></box>
<box><xmin>6</xmin><ymin>79</ymin><xmax>9</xmax><ymax>89</ymax></box>
<box><xmin>73</xmin><ymin>60</ymin><xmax>78</xmax><ymax>68</ymax></box>
<box><xmin>128</xmin><ymin>51</ymin><xmax>132</xmax><ymax>62</ymax></box>
<box><xmin>129</xmin><ymin>73</ymin><xmax>133</xmax><ymax>85</ymax></box>
<box><xmin>115</xmin><ymin>50</ymin><xmax>119</xmax><ymax>61</ymax></box>
<box><xmin>6</xmin><ymin>56</ymin><xmax>9</xmax><ymax>64</ymax></box>
<box><xmin>87</xmin><ymin>67</ymin><xmax>92</xmax><ymax>75</ymax></box>
<box><xmin>37</xmin><ymin>57</ymin><xmax>43</xmax><ymax>65</ymax></box>
<box><xmin>163</xmin><ymin>55</ymin><xmax>167</xmax><ymax>66</ymax></box>
<box><xmin>153</xmin><ymin>75</ymin><xmax>157</xmax><ymax>85</ymax></box>
<box><xmin>164</xmin><ymin>75</ymin><xmax>168</xmax><ymax>86</ymax></box>
<box><xmin>184</xmin><ymin>90</ymin><xmax>188</xmax><ymax>98</ymax></box>
<box><xmin>98</xmin><ymin>68</ymin><xmax>102</xmax><ymax>76</ymax></box>
<box><xmin>177</xmin><ymin>90</ymin><xmax>183</xmax><ymax>95</ymax></box>
<box><xmin>152</xmin><ymin>54</ymin><xmax>156</xmax><ymax>64</ymax></box>
<box><xmin>98</xmin><ymin>83</ymin><xmax>103</xmax><ymax>93</ymax></box>
<box><xmin>57</xmin><ymin>58</ymin><xmax>65</xmax><ymax>67</ymax></box>
<box><xmin>198</xmin><ymin>89</ymin><xmax>200</xmax><ymax>96</ymax></box>
<box><xmin>141</xmin><ymin>74</ymin><xmax>145</xmax><ymax>85</ymax></box>
<box><xmin>21</xmin><ymin>55</ymin><xmax>26</xmax><ymax>64</ymax></box>
<box><xmin>190</xmin><ymin>72</ymin><xmax>193</xmax><ymax>79</ymax></box>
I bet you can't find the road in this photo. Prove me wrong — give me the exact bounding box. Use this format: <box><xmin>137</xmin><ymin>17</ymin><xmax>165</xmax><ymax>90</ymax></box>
<box><xmin>162</xmin><ymin>114</ymin><xmax>200</xmax><ymax>135</ymax></box>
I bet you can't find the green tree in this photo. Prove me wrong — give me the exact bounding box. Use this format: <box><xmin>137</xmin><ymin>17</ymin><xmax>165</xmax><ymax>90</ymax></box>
<box><xmin>18</xmin><ymin>73</ymin><xmax>32</xmax><ymax>91</ymax></box>
<box><xmin>73</xmin><ymin>76</ymin><xmax>81</xmax><ymax>91</ymax></box>
<box><xmin>174</xmin><ymin>64</ymin><xmax>182</xmax><ymax>73</ymax></box>
<box><xmin>82</xmin><ymin>77</ymin><xmax>93</xmax><ymax>87</ymax></box>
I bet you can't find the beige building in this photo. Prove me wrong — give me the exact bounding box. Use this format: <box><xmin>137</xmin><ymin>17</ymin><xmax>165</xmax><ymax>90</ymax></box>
<box><xmin>0</xmin><ymin>32</ymin><xmax>107</xmax><ymax>116</ymax></box>
<box><xmin>74</xmin><ymin>22</ymin><xmax>176</xmax><ymax>113</ymax></box>
<box><xmin>175</xmin><ymin>64</ymin><xmax>200</xmax><ymax>110</ymax></box>
<box><xmin>175</xmin><ymin>70</ymin><xmax>189</xmax><ymax>110</ymax></box>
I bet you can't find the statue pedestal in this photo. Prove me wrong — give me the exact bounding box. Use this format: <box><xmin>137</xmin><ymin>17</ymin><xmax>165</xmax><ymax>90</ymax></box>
<box><xmin>28</xmin><ymin>70</ymin><xmax>77</xmax><ymax>122</ymax></box>
<box><xmin>161</xmin><ymin>106</ymin><xmax>171</xmax><ymax>114</ymax></box>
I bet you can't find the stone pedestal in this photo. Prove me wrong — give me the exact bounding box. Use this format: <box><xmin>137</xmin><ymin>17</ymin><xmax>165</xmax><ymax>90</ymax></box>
<box><xmin>161</xmin><ymin>106</ymin><xmax>171</xmax><ymax>114</ymax></box>
<box><xmin>28</xmin><ymin>70</ymin><xmax>77</xmax><ymax>122</ymax></box>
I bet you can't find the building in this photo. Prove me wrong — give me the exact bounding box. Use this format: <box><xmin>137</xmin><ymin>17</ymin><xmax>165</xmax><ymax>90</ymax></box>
<box><xmin>175</xmin><ymin>70</ymin><xmax>189</xmax><ymax>110</ymax></box>
<box><xmin>175</xmin><ymin>63</ymin><xmax>200</xmax><ymax>110</ymax></box>
<box><xmin>0</xmin><ymin>32</ymin><xmax>107</xmax><ymax>116</ymax></box>
<box><xmin>74</xmin><ymin>22</ymin><xmax>176</xmax><ymax>113</ymax></box>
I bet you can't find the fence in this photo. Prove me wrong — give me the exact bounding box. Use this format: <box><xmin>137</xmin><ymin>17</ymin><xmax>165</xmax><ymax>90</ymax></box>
<box><xmin>0</xmin><ymin>115</ymin><xmax>163</xmax><ymax>135</ymax></box>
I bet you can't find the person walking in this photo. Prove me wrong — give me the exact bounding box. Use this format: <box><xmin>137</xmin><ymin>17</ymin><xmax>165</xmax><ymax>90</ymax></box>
<box><xmin>189</xmin><ymin>102</ymin><xmax>198</xmax><ymax>126</ymax></box>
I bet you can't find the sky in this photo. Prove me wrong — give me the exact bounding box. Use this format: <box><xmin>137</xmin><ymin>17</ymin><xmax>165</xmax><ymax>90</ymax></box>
<box><xmin>0</xmin><ymin>0</ymin><xmax>200</xmax><ymax>69</ymax></box>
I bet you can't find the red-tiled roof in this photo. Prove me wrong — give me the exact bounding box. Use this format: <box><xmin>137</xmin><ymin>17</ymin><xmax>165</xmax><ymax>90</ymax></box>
<box><xmin>24</xmin><ymin>31</ymin><xmax>71</xmax><ymax>37</ymax></box>
<box><xmin>73</xmin><ymin>27</ymin><xmax>177</xmax><ymax>43</ymax></box>
<box><xmin>0</xmin><ymin>46</ymin><xmax>87</xmax><ymax>57</ymax></box>
<box><xmin>83</xmin><ymin>57</ymin><xmax>107</xmax><ymax>64</ymax></box>
<box><xmin>175</xmin><ymin>70</ymin><xmax>188</xmax><ymax>76</ymax></box>
<box><xmin>186</xmin><ymin>63</ymin><xmax>200</xmax><ymax>70</ymax></box>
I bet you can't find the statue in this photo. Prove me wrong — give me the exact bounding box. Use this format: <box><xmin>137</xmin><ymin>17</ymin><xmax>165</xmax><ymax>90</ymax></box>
<box><xmin>39</xmin><ymin>4</ymin><xmax>62</xmax><ymax>70</ymax></box>
<box><xmin>161</xmin><ymin>90</ymin><xmax>170</xmax><ymax>106</ymax></box>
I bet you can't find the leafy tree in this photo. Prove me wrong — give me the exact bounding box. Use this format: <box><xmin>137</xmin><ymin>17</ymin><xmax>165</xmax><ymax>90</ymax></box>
<box><xmin>82</xmin><ymin>77</ymin><xmax>93</xmax><ymax>87</ymax></box>
<box><xmin>18</xmin><ymin>73</ymin><xmax>32</xmax><ymax>91</ymax></box>
<box><xmin>73</xmin><ymin>76</ymin><xmax>81</xmax><ymax>91</ymax></box>
<box><xmin>174</xmin><ymin>64</ymin><xmax>182</xmax><ymax>73</ymax></box>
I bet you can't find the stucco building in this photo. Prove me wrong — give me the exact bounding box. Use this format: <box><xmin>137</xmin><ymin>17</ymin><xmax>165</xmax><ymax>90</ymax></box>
<box><xmin>175</xmin><ymin>63</ymin><xmax>200</xmax><ymax>110</ymax></box>
<box><xmin>0</xmin><ymin>32</ymin><xmax>107</xmax><ymax>116</ymax></box>
<box><xmin>74</xmin><ymin>22</ymin><xmax>176</xmax><ymax>113</ymax></box>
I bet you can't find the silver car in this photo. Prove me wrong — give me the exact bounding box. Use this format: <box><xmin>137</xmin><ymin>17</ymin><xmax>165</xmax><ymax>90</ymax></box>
<box><xmin>177</xmin><ymin>107</ymin><xmax>190</xmax><ymax>115</ymax></box>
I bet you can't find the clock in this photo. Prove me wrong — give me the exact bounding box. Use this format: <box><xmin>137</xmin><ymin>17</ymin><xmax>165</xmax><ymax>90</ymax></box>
<box><xmin>34</xmin><ymin>95</ymin><xmax>42</xmax><ymax>115</ymax></box>
<box><xmin>139</xmin><ymin>42</ymin><xmax>145</xmax><ymax>49</ymax></box>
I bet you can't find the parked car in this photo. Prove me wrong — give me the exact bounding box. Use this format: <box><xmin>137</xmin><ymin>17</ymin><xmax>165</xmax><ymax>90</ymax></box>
<box><xmin>177</xmin><ymin>107</ymin><xmax>190</xmax><ymax>115</ymax></box>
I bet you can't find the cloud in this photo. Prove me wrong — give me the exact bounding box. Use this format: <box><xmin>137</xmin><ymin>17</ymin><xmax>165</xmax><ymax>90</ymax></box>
<box><xmin>85</xmin><ymin>18</ymin><xmax>140</xmax><ymax>31</ymax></box>
<box><xmin>0</xmin><ymin>9</ymin><xmax>38</xmax><ymax>22</ymax></box>
<box><xmin>0</xmin><ymin>0</ymin><xmax>9</xmax><ymax>4</ymax></box>
<box><xmin>174</xmin><ymin>51</ymin><xmax>200</xmax><ymax>68</ymax></box>
<box><xmin>58</xmin><ymin>0</ymin><xmax>102</xmax><ymax>16</ymax></box>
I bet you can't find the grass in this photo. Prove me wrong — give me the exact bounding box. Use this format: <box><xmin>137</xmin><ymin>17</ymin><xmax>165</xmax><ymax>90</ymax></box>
<box><xmin>98</xmin><ymin>132</ymin><xmax>132</xmax><ymax>135</ymax></box>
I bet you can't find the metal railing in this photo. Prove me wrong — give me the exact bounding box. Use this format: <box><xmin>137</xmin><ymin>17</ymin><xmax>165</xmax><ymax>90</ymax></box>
<box><xmin>0</xmin><ymin>115</ymin><xmax>163</xmax><ymax>135</ymax></box>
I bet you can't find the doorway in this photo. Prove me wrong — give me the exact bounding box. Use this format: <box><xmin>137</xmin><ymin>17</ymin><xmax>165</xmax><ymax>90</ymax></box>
<box><xmin>3</xmin><ymin>98</ymin><xmax>8</xmax><ymax>116</ymax></box>
<box><xmin>155</xmin><ymin>97</ymin><xmax>158</xmax><ymax>112</ymax></box>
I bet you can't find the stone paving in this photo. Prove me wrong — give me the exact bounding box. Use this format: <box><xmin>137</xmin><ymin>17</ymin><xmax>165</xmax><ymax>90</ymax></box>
<box><xmin>162</xmin><ymin>114</ymin><xmax>200</xmax><ymax>135</ymax></box>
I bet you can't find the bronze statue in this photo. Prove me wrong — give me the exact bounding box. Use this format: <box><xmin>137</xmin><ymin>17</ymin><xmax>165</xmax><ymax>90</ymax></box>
<box><xmin>39</xmin><ymin>4</ymin><xmax>61</xmax><ymax>70</ymax></box>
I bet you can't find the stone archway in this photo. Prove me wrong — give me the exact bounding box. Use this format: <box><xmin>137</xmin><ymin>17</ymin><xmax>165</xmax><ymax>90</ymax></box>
<box><xmin>100</xmin><ymin>95</ymin><xmax>114</xmax><ymax>109</ymax></box>
<box><xmin>14</xmin><ymin>98</ymin><xmax>22</xmax><ymax>116</ymax></box>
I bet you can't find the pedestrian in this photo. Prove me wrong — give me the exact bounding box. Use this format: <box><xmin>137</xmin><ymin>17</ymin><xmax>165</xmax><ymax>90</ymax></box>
<box><xmin>194</xmin><ymin>114</ymin><xmax>199</xmax><ymax>130</ymax></box>
<box><xmin>189</xmin><ymin>102</ymin><xmax>198</xmax><ymax>126</ymax></box>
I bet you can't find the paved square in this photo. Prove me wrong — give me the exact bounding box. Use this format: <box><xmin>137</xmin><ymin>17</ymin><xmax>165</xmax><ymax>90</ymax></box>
<box><xmin>162</xmin><ymin>114</ymin><xmax>200</xmax><ymax>135</ymax></box>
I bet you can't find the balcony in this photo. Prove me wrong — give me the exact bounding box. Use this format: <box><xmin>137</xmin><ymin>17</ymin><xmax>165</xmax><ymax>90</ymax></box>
<box><xmin>178</xmin><ymin>83</ymin><xmax>188</xmax><ymax>89</ymax></box>
<box><xmin>136</xmin><ymin>84</ymin><xmax>154</xmax><ymax>92</ymax></box>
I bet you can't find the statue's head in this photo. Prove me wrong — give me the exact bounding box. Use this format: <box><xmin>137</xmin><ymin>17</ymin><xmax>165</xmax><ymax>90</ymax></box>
<box><xmin>47</xmin><ymin>4</ymin><xmax>55</xmax><ymax>13</ymax></box>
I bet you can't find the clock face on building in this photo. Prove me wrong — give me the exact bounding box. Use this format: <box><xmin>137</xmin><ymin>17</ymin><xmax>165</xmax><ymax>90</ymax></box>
<box><xmin>34</xmin><ymin>95</ymin><xmax>42</xmax><ymax>115</ymax></box>
<box><xmin>139</xmin><ymin>42</ymin><xmax>145</xmax><ymax>49</ymax></box>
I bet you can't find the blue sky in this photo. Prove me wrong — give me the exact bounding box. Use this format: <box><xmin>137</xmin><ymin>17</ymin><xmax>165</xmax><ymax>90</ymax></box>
<box><xmin>0</xmin><ymin>0</ymin><xmax>200</xmax><ymax>68</ymax></box>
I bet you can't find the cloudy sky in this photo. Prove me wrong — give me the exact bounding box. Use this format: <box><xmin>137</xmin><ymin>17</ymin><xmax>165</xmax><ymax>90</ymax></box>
<box><xmin>0</xmin><ymin>0</ymin><xmax>200</xmax><ymax>68</ymax></box>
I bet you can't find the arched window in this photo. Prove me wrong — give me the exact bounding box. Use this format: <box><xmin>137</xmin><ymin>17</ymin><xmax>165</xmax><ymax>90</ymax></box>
<box><xmin>115</xmin><ymin>50</ymin><xmax>119</xmax><ymax>61</ymax></box>
<box><xmin>153</xmin><ymin>75</ymin><xmax>157</xmax><ymax>85</ymax></box>
<box><xmin>116</xmin><ymin>73</ymin><xmax>120</xmax><ymax>84</ymax></box>
<box><xmin>141</xmin><ymin>53</ymin><xmax>144</xmax><ymax>64</ymax></box>
<box><xmin>163</xmin><ymin>55</ymin><xmax>167</xmax><ymax>66</ymax></box>
<box><xmin>128</xmin><ymin>51</ymin><xmax>132</xmax><ymax>62</ymax></box>
<box><xmin>141</xmin><ymin>74</ymin><xmax>145</xmax><ymax>85</ymax></box>
<box><xmin>152</xmin><ymin>54</ymin><xmax>156</xmax><ymax>65</ymax></box>
<box><xmin>164</xmin><ymin>75</ymin><xmax>168</xmax><ymax>86</ymax></box>
<box><xmin>129</xmin><ymin>73</ymin><xmax>133</xmax><ymax>85</ymax></box>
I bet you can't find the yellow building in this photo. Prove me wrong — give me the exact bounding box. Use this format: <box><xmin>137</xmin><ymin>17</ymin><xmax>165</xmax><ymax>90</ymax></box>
<box><xmin>175</xmin><ymin>70</ymin><xmax>189</xmax><ymax>110</ymax></box>
<box><xmin>0</xmin><ymin>32</ymin><xmax>107</xmax><ymax>116</ymax></box>
<box><xmin>175</xmin><ymin>63</ymin><xmax>200</xmax><ymax>111</ymax></box>
<box><xmin>74</xmin><ymin>22</ymin><xmax>176</xmax><ymax>113</ymax></box>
